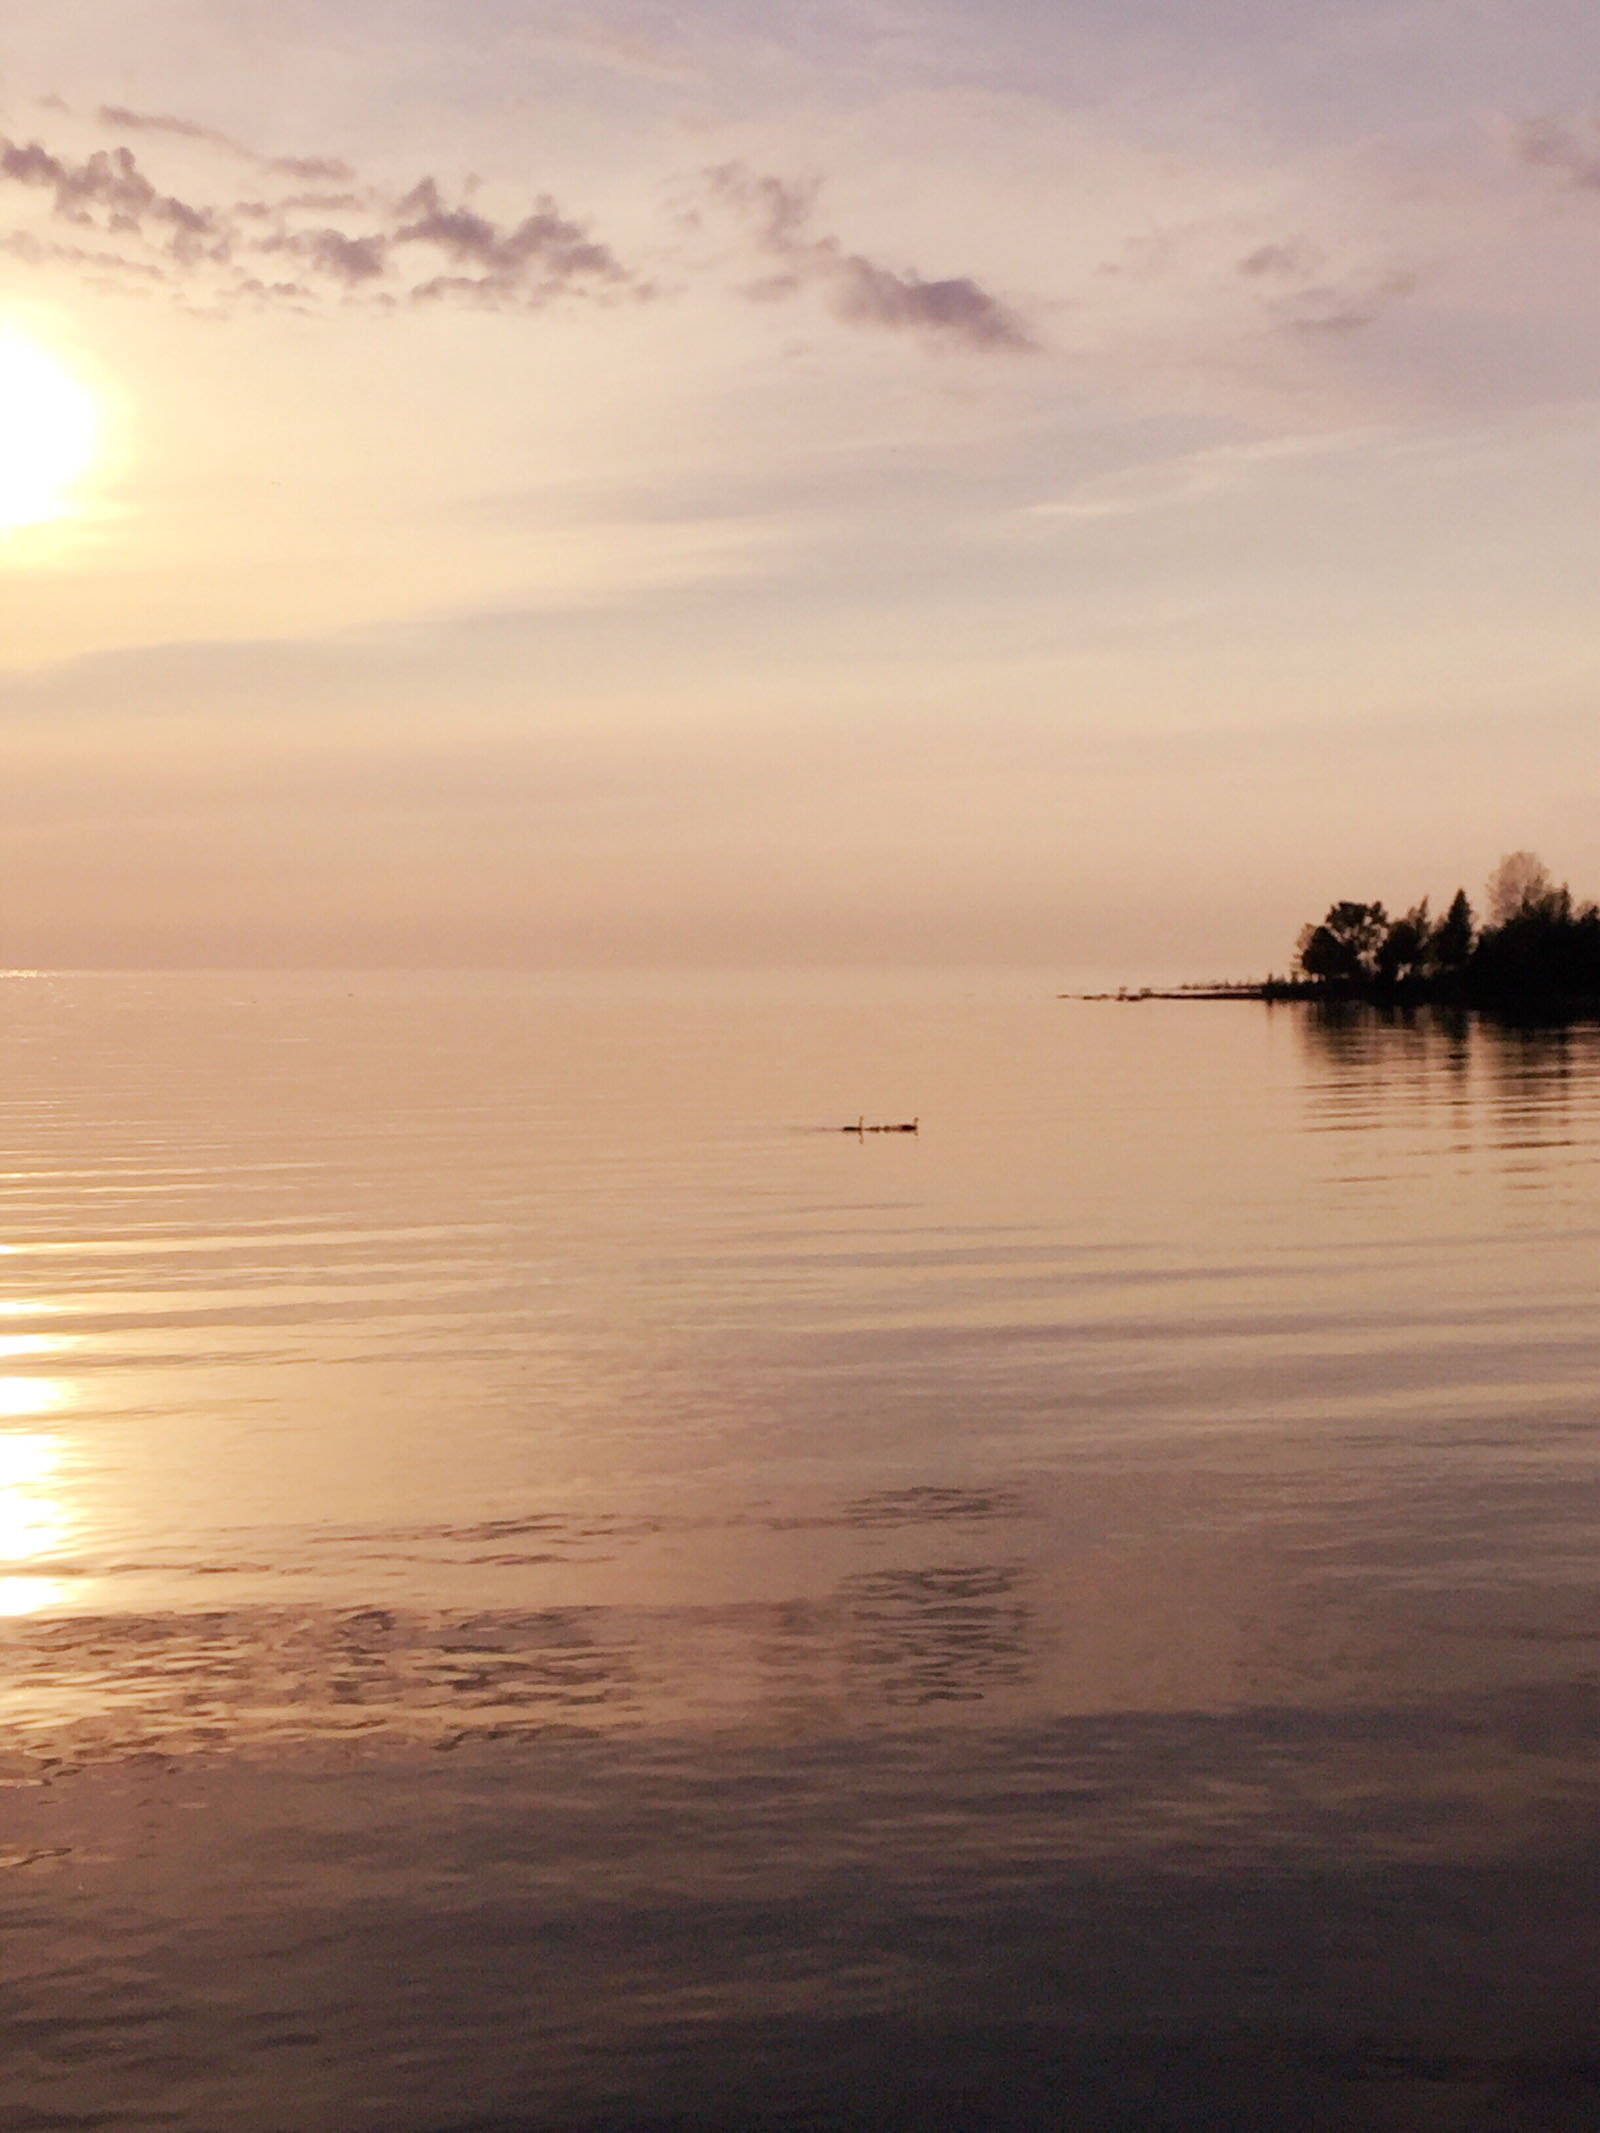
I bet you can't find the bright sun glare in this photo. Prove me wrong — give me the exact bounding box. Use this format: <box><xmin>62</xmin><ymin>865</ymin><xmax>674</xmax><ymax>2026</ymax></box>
<box><xmin>0</xmin><ymin>330</ymin><xmax>97</xmax><ymax>530</ymax></box>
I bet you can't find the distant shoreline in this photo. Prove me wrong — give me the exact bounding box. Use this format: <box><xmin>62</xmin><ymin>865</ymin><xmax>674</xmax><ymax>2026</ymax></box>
<box><xmin>1061</xmin><ymin>980</ymin><xmax>1600</xmax><ymax>1018</ymax></box>
<box><xmin>1063</xmin><ymin>984</ymin><xmax>1285</xmax><ymax>1003</ymax></box>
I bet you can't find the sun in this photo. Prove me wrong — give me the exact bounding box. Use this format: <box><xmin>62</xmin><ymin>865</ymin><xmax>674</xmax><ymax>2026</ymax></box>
<box><xmin>0</xmin><ymin>330</ymin><xmax>98</xmax><ymax>531</ymax></box>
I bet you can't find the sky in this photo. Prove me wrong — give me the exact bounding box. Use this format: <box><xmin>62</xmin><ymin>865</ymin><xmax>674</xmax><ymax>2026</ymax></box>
<box><xmin>1</xmin><ymin>0</ymin><xmax>1596</xmax><ymax>976</ymax></box>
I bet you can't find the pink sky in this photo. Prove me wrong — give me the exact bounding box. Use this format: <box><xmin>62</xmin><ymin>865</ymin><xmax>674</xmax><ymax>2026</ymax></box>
<box><xmin>1</xmin><ymin>0</ymin><xmax>1596</xmax><ymax>974</ymax></box>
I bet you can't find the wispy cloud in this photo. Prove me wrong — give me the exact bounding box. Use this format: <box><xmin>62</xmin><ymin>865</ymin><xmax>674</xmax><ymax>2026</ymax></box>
<box><xmin>1507</xmin><ymin>113</ymin><xmax>1600</xmax><ymax>192</ymax></box>
<box><xmin>98</xmin><ymin>103</ymin><xmax>355</xmax><ymax>182</ymax></box>
<box><xmin>0</xmin><ymin>94</ymin><xmax>1431</xmax><ymax>386</ymax></box>
<box><xmin>1272</xmin><ymin>265</ymin><xmax>1418</xmax><ymax>338</ymax></box>
<box><xmin>1030</xmin><ymin>432</ymin><xmax>1374</xmax><ymax>521</ymax></box>
<box><xmin>1098</xmin><ymin>211</ymin><xmax>1420</xmax><ymax>354</ymax></box>
<box><xmin>0</xmin><ymin>110</ymin><xmax>636</xmax><ymax>313</ymax></box>
<box><xmin>517</xmin><ymin>14</ymin><xmax>700</xmax><ymax>85</ymax></box>
<box><xmin>706</xmin><ymin>162</ymin><xmax>1036</xmax><ymax>354</ymax></box>
<box><xmin>0</xmin><ymin>108</ymin><xmax>1036</xmax><ymax>354</ymax></box>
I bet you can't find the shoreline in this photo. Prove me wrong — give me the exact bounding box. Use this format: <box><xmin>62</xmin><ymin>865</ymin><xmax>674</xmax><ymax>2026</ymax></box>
<box><xmin>1063</xmin><ymin>983</ymin><xmax>1600</xmax><ymax>1017</ymax></box>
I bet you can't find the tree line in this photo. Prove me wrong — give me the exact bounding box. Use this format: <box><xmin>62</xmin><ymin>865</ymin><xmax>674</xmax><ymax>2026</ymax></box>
<box><xmin>1281</xmin><ymin>852</ymin><xmax>1600</xmax><ymax>1012</ymax></box>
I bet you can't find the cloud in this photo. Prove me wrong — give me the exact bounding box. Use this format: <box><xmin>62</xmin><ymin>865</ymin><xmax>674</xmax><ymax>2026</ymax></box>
<box><xmin>706</xmin><ymin>163</ymin><xmax>1036</xmax><ymax>354</ymax></box>
<box><xmin>97</xmin><ymin>104</ymin><xmax>237</xmax><ymax>151</ymax></box>
<box><xmin>0</xmin><ymin>137</ymin><xmax>217</xmax><ymax>248</ymax></box>
<box><xmin>97</xmin><ymin>104</ymin><xmax>356</xmax><ymax>183</ymax></box>
<box><xmin>1237</xmin><ymin>240</ymin><xmax>1320</xmax><ymax>280</ymax></box>
<box><xmin>275</xmin><ymin>228</ymin><xmax>389</xmax><ymax>285</ymax></box>
<box><xmin>0</xmin><ymin>225</ymin><xmax>170</xmax><ymax>280</ymax></box>
<box><xmin>392</xmin><ymin>176</ymin><xmax>625</xmax><ymax>295</ymax></box>
<box><xmin>521</xmin><ymin>15</ymin><xmax>700</xmax><ymax>84</ymax></box>
<box><xmin>1508</xmin><ymin>113</ymin><xmax>1600</xmax><ymax>192</ymax></box>
<box><xmin>1030</xmin><ymin>431</ymin><xmax>1374</xmax><ymax>521</ymax></box>
<box><xmin>0</xmin><ymin>112</ymin><xmax>634</xmax><ymax>313</ymax></box>
<box><xmin>1272</xmin><ymin>266</ymin><xmax>1419</xmax><ymax>337</ymax></box>
<box><xmin>1</xmin><ymin>111</ymin><xmax>1023</xmax><ymax>351</ymax></box>
<box><xmin>267</xmin><ymin>155</ymin><xmax>358</xmax><ymax>184</ymax></box>
<box><xmin>828</xmin><ymin>254</ymin><xmax>1028</xmax><ymax>348</ymax></box>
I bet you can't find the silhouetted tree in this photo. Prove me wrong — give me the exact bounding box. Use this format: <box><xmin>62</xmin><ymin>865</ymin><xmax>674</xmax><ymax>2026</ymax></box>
<box><xmin>1286</xmin><ymin>866</ymin><xmax>1596</xmax><ymax>1012</ymax></box>
<box><xmin>1486</xmin><ymin>851</ymin><xmax>1555</xmax><ymax>927</ymax></box>
<box><xmin>1296</xmin><ymin>901</ymin><xmax>1389</xmax><ymax>988</ymax></box>
<box><xmin>1472</xmin><ymin>857</ymin><xmax>1598</xmax><ymax>1008</ymax></box>
<box><xmin>1430</xmin><ymin>888</ymin><xmax>1475</xmax><ymax>977</ymax></box>
<box><xmin>1375</xmin><ymin>899</ymin><xmax>1430</xmax><ymax>988</ymax></box>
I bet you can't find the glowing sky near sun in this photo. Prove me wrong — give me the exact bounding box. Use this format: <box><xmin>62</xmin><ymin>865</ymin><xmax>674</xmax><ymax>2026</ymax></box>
<box><xmin>0</xmin><ymin>0</ymin><xmax>1596</xmax><ymax>974</ymax></box>
<box><xmin>0</xmin><ymin>331</ymin><xmax>95</xmax><ymax>529</ymax></box>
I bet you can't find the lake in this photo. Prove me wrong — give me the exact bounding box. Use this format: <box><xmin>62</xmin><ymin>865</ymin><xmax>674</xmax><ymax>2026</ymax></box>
<box><xmin>2</xmin><ymin>970</ymin><xmax>1595</xmax><ymax>2131</ymax></box>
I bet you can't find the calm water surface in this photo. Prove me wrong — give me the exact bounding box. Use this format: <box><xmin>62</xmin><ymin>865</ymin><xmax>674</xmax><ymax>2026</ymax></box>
<box><xmin>2</xmin><ymin>972</ymin><xmax>1595</xmax><ymax>2130</ymax></box>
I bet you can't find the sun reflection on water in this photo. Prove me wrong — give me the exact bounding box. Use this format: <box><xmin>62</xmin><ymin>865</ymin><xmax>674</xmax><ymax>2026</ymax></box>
<box><xmin>0</xmin><ymin>1375</ymin><xmax>69</xmax><ymax>1418</ymax></box>
<box><xmin>0</xmin><ymin>1425</ymin><xmax>72</xmax><ymax>1614</ymax></box>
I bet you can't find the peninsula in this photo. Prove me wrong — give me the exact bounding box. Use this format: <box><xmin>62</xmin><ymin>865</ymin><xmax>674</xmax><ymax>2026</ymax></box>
<box><xmin>1072</xmin><ymin>852</ymin><xmax>1600</xmax><ymax>1016</ymax></box>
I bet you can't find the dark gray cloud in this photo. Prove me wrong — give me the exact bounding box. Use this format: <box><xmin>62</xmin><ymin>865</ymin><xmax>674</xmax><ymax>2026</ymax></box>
<box><xmin>0</xmin><ymin>113</ymin><xmax>635</xmax><ymax>314</ymax></box>
<box><xmin>1510</xmin><ymin>114</ymin><xmax>1600</xmax><ymax>191</ymax></box>
<box><xmin>707</xmin><ymin>162</ymin><xmax>1035</xmax><ymax>354</ymax></box>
